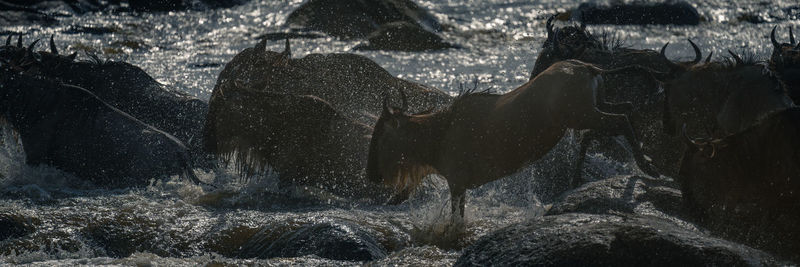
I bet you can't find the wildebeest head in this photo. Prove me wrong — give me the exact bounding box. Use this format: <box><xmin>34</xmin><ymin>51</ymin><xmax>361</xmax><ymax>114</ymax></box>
<box><xmin>366</xmin><ymin>90</ymin><xmax>439</xmax><ymax>200</ymax></box>
<box><xmin>770</xmin><ymin>26</ymin><xmax>800</xmax><ymax>71</ymax></box>
<box><xmin>0</xmin><ymin>35</ymin><xmax>77</xmax><ymax>75</ymax></box>
<box><xmin>531</xmin><ymin>15</ymin><xmax>606</xmax><ymax>78</ymax></box>
<box><xmin>663</xmin><ymin>50</ymin><xmax>791</xmax><ymax>138</ymax></box>
<box><xmin>769</xmin><ymin>26</ymin><xmax>800</xmax><ymax>100</ymax></box>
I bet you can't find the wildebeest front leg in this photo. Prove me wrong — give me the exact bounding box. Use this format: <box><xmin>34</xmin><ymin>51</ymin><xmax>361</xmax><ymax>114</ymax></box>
<box><xmin>583</xmin><ymin>110</ymin><xmax>659</xmax><ymax>177</ymax></box>
<box><xmin>450</xmin><ymin>188</ymin><xmax>466</xmax><ymax>225</ymax></box>
<box><xmin>574</xmin><ymin>129</ymin><xmax>604</xmax><ymax>188</ymax></box>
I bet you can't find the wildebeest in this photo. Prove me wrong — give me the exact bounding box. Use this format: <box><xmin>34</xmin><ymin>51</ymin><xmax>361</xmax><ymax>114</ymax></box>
<box><xmin>0</xmin><ymin>64</ymin><xmax>202</xmax><ymax>188</ymax></box>
<box><xmin>1</xmin><ymin>35</ymin><xmax>211</xmax><ymax>168</ymax></box>
<box><xmin>678</xmin><ymin>108</ymin><xmax>800</xmax><ymax>261</ymax></box>
<box><xmin>530</xmin><ymin>16</ymin><xmax>686</xmax><ymax>176</ymax></box>
<box><xmin>769</xmin><ymin>26</ymin><xmax>800</xmax><ymax>104</ymax></box>
<box><xmin>203</xmin><ymin>80</ymin><xmax>393</xmax><ymax>199</ymax></box>
<box><xmin>210</xmin><ymin>38</ymin><xmax>450</xmax><ymax>127</ymax></box>
<box><xmin>204</xmin><ymin>38</ymin><xmax>449</xmax><ymax>195</ymax></box>
<box><xmin>662</xmin><ymin>53</ymin><xmax>793</xmax><ymax>139</ymax></box>
<box><xmin>367</xmin><ymin>60</ymin><xmax>659</xmax><ymax>222</ymax></box>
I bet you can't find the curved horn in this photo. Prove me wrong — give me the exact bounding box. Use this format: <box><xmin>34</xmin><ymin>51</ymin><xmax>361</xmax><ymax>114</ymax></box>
<box><xmin>704</xmin><ymin>51</ymin><xmax>713</xmax><ymax>63</ymax></box>
<box><xmin>771</xmin><ymin>26</ymin><xmax>780</xmax><ymax>49</ymax></box>
<box><xmin>399</xmin><ymin>88</ymin><xmax>408</xmax><ymax>112</ymax></box>
<box><xmin>728</xmin><ymin>49</ymin><xmax>743</xmax><ymax>65</ymax></box>
<box><xmin>546</xmin><ymin>14</ymin><xmax>555</xmax><ymax>36</ymax></box>
<box><xmin>27</xmin><ymin>39</ymin><xmax>40</xmax><ymax>54</ymax></box>
<box><xmin>49</xmin><ymin>34</ymin><xmax>58</xmax><ymax>55</ymax></box>
<box><xmin>660</xmin><ymin>42</ymin><xmax>669</xmax><ymax>57</ymax></box>
<box><xmin>17</xmin><ymin>34</ymin><xmax>22</xmax><ymax>48</ymax></box>
<box><xmin>283</xmin><ymin>38</ymin><xmax>290</xmax><ymax>56</ymax></box>
<box><xmin>682</xmin><ymin>124</ymin><xmax>707</xmax><ymax>146</ymax></box>
<box><xmin>687</xmin><ymin>39</ymin><xmax>701</xmax><ymax>64</ymax></box>
<box><xmin>791</xmin><ymin>26</ymin><xmax>795</xmax><ymax>45</ymax></box>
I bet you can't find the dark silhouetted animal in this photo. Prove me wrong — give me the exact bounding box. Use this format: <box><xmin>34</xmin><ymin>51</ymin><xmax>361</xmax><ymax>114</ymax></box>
<box><xmin>367</xmin><ymin>60</ymin><xmax>659</xmax><ymax>223</ymax></box>
<box><xmin>530</xmin><ymin>16</ymin><xmax>686</xmax><ymax>176</ymax></box>
<box><xmin>209</xmin><ymin>38</ymin><xmax>450</xmax><ymax>128</ymax></box>
<box><xmin>679</xmin><ymin>108</ymin><xmax>800</xmax><ymax>261</ymax></box>
<box><xmin>663</xmin><ymin>54</ymin><xmax>793</xmax><ymax>139</ymax></box>
<box><xmin>203</xmin><ymin>81</ymin><xmax>394</xmax><ymax>199</ymax></box>
<box><xmin>1</xmin><ymin>35</ymin><xmax>210</xmax><ymax>168</ymax></box>
<box><xmin>769</xmin><ymin>26</ymin><xmax>800</xmax><ymax>104</ymax></box>
<box><xmin>0</xmin><ymin>65</ymin><xmax>201</xmax><ymax>188</ymax></box>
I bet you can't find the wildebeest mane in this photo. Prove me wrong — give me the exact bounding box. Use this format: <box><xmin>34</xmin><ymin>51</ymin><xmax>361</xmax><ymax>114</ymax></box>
<box><xmin>454</xmin><ymin>78</ymin><xmax>497</xmax><ymax>99</ymax></box>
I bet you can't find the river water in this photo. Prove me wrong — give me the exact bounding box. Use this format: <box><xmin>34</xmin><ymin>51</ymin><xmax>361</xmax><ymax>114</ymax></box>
<box><xmin>1</xmin><ymin>0</ymin><xmax>798</xmax><ymax>265</ymax></box>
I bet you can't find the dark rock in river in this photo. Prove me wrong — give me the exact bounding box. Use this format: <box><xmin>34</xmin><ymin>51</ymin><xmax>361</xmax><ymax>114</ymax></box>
<box><xmin>571</xmin><ymin>1</ymin><xmax>700</xmax><ymax>25</ymax></box>
<box><xmin>286</xmin><ymin>0</ymin><xmax>442</xmax><ymax>39</ymax></box>
<box><xmin>353</xmin><ymin>21</ymin><xmax>457</xmax><ymax>52</ymax></box>
<box><xmin>456</xmin><ymin>213</ymin><xmax>779</xmax><ymax>266</ymax></box>
<box><xmin>0</xmin><ymin>212</ymin><xmax>37</xmax><ymax>241</ymax></box>
<box><xmin>0</xmin><ymin>0</ymin><xmax>248</xmax><ymax>24</ymax></box>
<box><xmin>547</xmin><ymin>175</ymin><xmax>683</xmax><ymax>218</ymax></box>
<box><xmin>238</xmin><ymin>221</ymin><xmax>387</xmax><ymax>262</ymax></box>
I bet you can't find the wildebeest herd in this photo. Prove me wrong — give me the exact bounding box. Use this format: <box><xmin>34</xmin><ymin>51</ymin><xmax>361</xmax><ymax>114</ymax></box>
<box><xmin>2</xmin><ymin>5</ymin><xmax>800</xmax><ymax>263</ymax></box>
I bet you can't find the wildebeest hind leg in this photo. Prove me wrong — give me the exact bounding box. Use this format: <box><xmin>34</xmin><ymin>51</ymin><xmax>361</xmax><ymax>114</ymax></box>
<box><xmin>574</xmin><ymin>130</ymin><xmax>604</xmax><ymax>188</ymax></box>
<box><xmin>580</xmin><ymin>111</ymin><xmax>659</xmax><ymax>177</ymax></box>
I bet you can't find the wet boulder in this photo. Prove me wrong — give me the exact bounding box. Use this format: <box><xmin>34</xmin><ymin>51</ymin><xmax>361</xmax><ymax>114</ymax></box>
<box><xmin>0</xmin><ymin>1</ymin><xmax>57</xmax><ymax>26</ymax></box>
<box><xmin>238</xmin><ymin>221</ymin><xmax>387</xmax><ymax>262</ymax></box>
<box><xmin>285</xmin><ymin>0</ymin><xmax>442</xmax><ymax>39</ymax></box>
<box><xmin>353</xmin><ymin>21</ymin><xmax>457</xmax><ymax>51</ymax></box>
<box><xmin>570</xmin><ymin>1</ymin><xmax>700</xmax><ymax>25</ymax></box>
<box><xmin>0</xmin><ymin>0</ymin><xmax>247</xmax><ymax>14</ymax></box>
<box><xmin>547</xmin><ymin>175</ymin><xmax>683</xmax><ymax>218</ymax></box>
<box><xmin>0</xmin><ymin>67</ymin><xmax>202</xmax><ymax>188</ymax></box>
<box><xmin>456</xmin><ymin>213</ymin><xmax>779</xmax><ymax>266</ymax></box>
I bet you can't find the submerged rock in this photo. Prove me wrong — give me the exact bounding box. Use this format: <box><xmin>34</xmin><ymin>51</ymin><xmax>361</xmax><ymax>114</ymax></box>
<box><xmin>456</xmin><ymin>213</ymin><xmax>779</xmax><ymax>266</ymax></box>
<box><xmin>285</xmin><ymin>0</ymin><xmax>441</xmax><ymax>39</ymax></box>
<box><xmin>238</xmin><ymin>221</ymin><xmax>387</xmax><ymax>262</ymax></box>
<box><xmin>354</xmin><ymin>21</ymin><xmax>457</xmax><ymax>52</ymax></box>
<box><xmin>571</xmin><ymin>1</ymin><xmax>700</xmax><ymax>25</ymax></box>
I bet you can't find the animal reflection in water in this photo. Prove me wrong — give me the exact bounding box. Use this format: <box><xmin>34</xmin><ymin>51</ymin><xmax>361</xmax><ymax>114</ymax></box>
<box><xmin>367</xmin><ymin>60</ymin><xmax>660</xmax><ymax>224</ymax></box>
